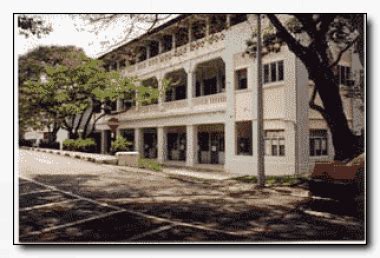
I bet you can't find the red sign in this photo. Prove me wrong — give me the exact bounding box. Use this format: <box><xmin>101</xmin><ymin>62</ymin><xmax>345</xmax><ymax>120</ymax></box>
<box><xmin>107</xmin><ymin>118</ymin><xmax>119</xmax><ymax>133</ymax></box>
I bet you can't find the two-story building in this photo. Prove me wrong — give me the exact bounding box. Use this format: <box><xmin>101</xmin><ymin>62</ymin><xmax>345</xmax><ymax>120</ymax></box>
<box><xmin>95</xmin><ymin>14</ymin><xmax>364</xmax><ymax>176</ymax></box>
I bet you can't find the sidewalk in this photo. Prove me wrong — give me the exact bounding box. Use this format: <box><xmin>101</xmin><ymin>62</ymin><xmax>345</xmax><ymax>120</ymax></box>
<box><xmin>23</xmin><ymin>147</ymin><xmax>118</xmax><ymax>165</ymax></box>
<box><xmin>22</xmin><ymin>147</ymin><xmax>239</xmax><ymax>181</ymax></box>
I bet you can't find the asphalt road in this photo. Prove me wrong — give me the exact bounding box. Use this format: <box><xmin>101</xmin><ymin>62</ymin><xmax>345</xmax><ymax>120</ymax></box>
<box><xmin>17</xmin><ymin>150</ymin><xmax>364</xmax><ymax>243</ymax></box>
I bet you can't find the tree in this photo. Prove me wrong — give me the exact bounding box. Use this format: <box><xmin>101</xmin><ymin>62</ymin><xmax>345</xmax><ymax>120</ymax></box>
<box><xmin>18</xmin><ymin>46</ymin><xmax>87</xmax><ymax>141</ymax></box>
<box><xmin>20</xmin><ymin>45</ymin><xmax>163</xmax><ymax>141</ymax></box>
<box><xmin>17</xmin><ymin>15</ymin><xmax>52</xmax><ymax>38</ymax></box>
<box><xmin>248</xmin><ymin>14</ymin><xmax>364</xmax><ymax>160</ymax></box>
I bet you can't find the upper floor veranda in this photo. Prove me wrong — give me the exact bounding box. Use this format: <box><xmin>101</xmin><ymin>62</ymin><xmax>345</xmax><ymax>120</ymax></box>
<box><xmin>99</xmin><ymin>14</ymin><xmax>249</xmax><ymax>77</ymax></box>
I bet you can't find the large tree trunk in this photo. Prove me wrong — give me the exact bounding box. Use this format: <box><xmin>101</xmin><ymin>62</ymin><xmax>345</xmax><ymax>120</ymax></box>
<box><xmin>311</xmin><ymin>68</ymin><xmax>363</xmax><ymax>160</ymax></box>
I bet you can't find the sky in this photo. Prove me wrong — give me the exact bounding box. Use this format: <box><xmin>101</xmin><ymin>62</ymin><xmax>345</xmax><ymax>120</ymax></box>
<box><xmin>15</xmin><ymin>14</ymin><xmax>175</xmax><ymax>58</ymax></box>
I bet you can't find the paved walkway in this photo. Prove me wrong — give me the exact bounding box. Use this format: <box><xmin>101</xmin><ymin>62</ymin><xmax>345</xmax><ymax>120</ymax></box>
<box><xmin>25</xmin><ymin>147</ymin><xmax>238</xmax><ymax>181</ymax></box>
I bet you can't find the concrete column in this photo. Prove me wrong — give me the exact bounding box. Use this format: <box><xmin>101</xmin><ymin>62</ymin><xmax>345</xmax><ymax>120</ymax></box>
<box><xmin>146</xmin><ymin>46</ymin><xmax>151</xmax><ymax>59</ymax></box>
<box><xmin>135</xmin><ymin>81</ymin><xmax>141</xmax><ymax>111</ymax></box>
<box><xmin>206</xmin><ymin>17</ymin><xmax>210</xmax><ymax>36</ymax></box>
<box><xmin>226</xmin><ymin>14</ymin><xmax>231</xmax><ymax>28</ymax></box>
<box><xmin>223</xmin><ymin>55</ymin><xmax>236</xmax><ymax>171</ymax></box>
<box><xmin>116</xmin><ymin>98</ymin><xmax>124</xmax><ymax>112</ymax></box>
<box><xmin>188</xmin><ymin>23</ymin><xmax>193</xmax><ymax>43</ymax></box>
<box><xmin>158</xmin><ymin>39</ymin><xmax>164</xmax><ymax>54</ymax></box>
<box><xmin>187</xmin><ymin>69</ymin><xmax>195</xmax><ymax>106</ymax></box>
<box><xmin>100</xmin><ymin>130</ymin><xmax>109</xmax><ymax>154</ymax></box>
<box><xmin>134</xmin><ymin>128</ymin><xmax>143</xmax><ymax>155</ymax></box>
<box><xmin>157</xmin><ymin>74</ymin><xmax>164</xmax><ymax>107</ymax></box>
<box><xmin>172</xmin><ymin>34</ymin><xmax>176</xmax><ymax>49</ymax></box>
<box><xmin>284</xmin><ymin>49</ymin><xmax>309</xmax><ymax>175</ymax></box>
<box><xmin>157</xmin><ymin>127</ymin><xmax>166</xmax><ymax>164</ymax></box>
<box><xmin>186</xmin><ymin>125</ymin><xmax>197</xmax><ymax>166</ymax></box>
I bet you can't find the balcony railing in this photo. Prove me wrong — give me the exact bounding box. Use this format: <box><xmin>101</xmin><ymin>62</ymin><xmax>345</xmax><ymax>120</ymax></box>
<box><xmin>192</xmin><ymin>93</ymin><xmax>226</xmax><ymax>106</ymax></box>
<box><xmin>122</xmin><ymin>31</ymin><xmax>225</xmax><ymax>75</ymax></box>
<box><xmin>162</xmin><ymin>99</ymin><xmax>188</xmax><ymax>110</ymax></box>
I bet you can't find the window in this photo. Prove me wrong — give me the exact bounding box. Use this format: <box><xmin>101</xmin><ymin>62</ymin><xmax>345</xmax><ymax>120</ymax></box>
<box><xmin>264</xmin><ymin>64</ymin><xmax>269</xmax><ymax>84</ymax></box>
<box><xmin>310</xmin><ymin>130</ymin><xmax>328</xmax><ymax>156</ymax></box>
<box><xmin>236</xmin><ymin>121</ymin><xmax>252</xmax><ymax>155</ymax></box>
<box><xmin>265</xmin><ymin>130</ymin><xmax>285</xmax><ymax>156</ymax></box>
<box><xmin>263</xmin><ymin>61</ymin><xmax>285</xmax><ymax>84</ymax></box>
<box><xmin>338</xmin><ymin>65</ymin><xmax>352</xmax><ymax>86</ymax></box>
<box><xmin>235</xmin><ymin>69</ymin><xmax>248</xmax><ymax>90</ymax></box>
<box><xmin>278</xmin><ymin>61</ymin><xmax>284</xmax><ymax>81</ymax></box>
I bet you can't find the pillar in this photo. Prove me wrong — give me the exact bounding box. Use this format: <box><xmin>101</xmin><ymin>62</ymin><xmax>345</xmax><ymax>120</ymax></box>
<box><xmin>187</xmin><ymin>68</ymin><xmax>195</xmax><ymax>106</ymax></box>
<box><xmin>157</xmin><ymin>74</ymin><xmax>164</xmax><ymax>111</ymax></box>
<box><xmin>188</xmin><ymin>22</ymin><xmax>193</xmax><ymax>43</ymax></box>
<box><xmin>223</xmin><ymin>55</ymin><xmax>236</xmax><ymax>171</ymax></box>
<box><xmin>101</xmin><ymin>130</ymin><xmax>109</xmax><ymax>154</ymax></box>
<box><xmin>172</xmin><ymin>34</ymin><xmax>176</xmax><ymax>49</ymax></box>
<box><xmin>157</xmin><ymin>127</ymin><xmax>166</xmax><ymax>164</ymax></box>
<box><xmin>206</xmin><ymin>17</ymin><xmax>210</xmax><ymax>36</ymax></box>
<box><xmin>146</xmin><ymin>46</ymin><xmax>151</xmax><ymax>59</ymax></box>
<box><xmin>158</xmin><ymin>39</ymin><xmax>164</xmax><ymax>54</ymax></box>
<box><xmin>226</xmin><ymin>14</ymin><xmax>231</xmax><ymax>28</ymax></box>
<box><xmin>116</xmin><ymin>98</ymin><xmax>124</xmax><ymax>112</ymax></box>
<box><xmin>134</xmin><ymin>128</ymin><xmax>143</xmax><ymax>155</ymax></box>
<box><xmin>186</xmin><ymin>125</ymin><xmax>197</xmax><ymax>166</ymax></box>
<box><xmin>284</xmin><ymin>49</ymin><xmax>309</xmax><ymax>175</ymax></box>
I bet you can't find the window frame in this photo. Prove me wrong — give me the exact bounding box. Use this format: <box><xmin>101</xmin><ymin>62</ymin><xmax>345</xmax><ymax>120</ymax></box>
<box><xmin>235</xmin><ymin>68</ymin><xmax>248</xmax><ymax>90</ymax></box>
<box><xmin>264</xmin><ymin>130</ymin><xmax>285</xmax><ymax>156</ymax></box>
<box><xmin>309</xmin><ymin>129</ymin><xmax>328</xmax><ymax>157</ymax></box>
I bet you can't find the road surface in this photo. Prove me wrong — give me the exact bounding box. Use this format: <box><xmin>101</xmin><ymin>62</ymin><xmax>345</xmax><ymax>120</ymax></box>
<box><xmin>17</xmin><ymin>150</ymin><xmax>364</xmax><ymax>242</ymax></box>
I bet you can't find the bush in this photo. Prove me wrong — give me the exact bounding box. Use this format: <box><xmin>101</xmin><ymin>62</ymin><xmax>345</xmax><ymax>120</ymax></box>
<box><xmin>110</xmin><ymin>135</ymin><xmax>132</xmax><ymax>154</ymax></box>
<box><xmin>63</xmin><ymin>139</ymin><xmax>76</xmax><ymax>151</ymax></box>
<box><xmin>19</xmin><ymin>139</ymin><xmax>35</xmax><ymax>147</ymax></box>
<box><xmin>38</xmin><ymin>139</ymin><xmax>60</xmax><ymax>149</ymax></box>
<box><xmin>138</xmin><ymin>158</ymin><xmax>162</xmax><ymax>172</ymax></box>
<box><xmin>63</xmin><ymin>138</ymin><xmax>97</xmax><ymax>153</ymax></box>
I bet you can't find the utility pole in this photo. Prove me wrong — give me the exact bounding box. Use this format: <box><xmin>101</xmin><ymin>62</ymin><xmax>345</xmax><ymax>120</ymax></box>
<box><xmin>256</xmin><ymin>14</ymin><xmax>265</xmax><ymax>187</ymax></box>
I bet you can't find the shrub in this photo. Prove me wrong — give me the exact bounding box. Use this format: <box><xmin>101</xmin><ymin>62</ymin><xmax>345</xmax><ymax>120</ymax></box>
<box><xmin>19</xmin><ymin>139</ymin><xmax>35</xmax><ymax>147</ymax></box>
<box><xmin>63</xmin><ymin>138</ymin><xmax>97</xmax><ymax>153</ymax></box>
<box><xmin>38</xmin><ymin>139</ymin><xmax>60</xmax><ymax>149</ymax></box>
<box><xmin>138</xmin><ymin>158</ymin><xmax>162</xmax><ymax>172</ymax></box>
<box><xmin>76</xmin><ymin>138</ymin><xmax>97</xmax><ymax>153</ymax></box>
<box><xmin>111</xmin><ymin>135</ymin><xmax>132</xmax><ymax>154</ymax></box>
<box><xmin>63</xmin><ymin>139</ymin><xmax>76</xmax><ymax>151</ymax></box>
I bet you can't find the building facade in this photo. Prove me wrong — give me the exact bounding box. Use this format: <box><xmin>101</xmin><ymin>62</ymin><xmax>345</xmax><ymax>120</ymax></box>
<box><xmin>95</xmin><ymin>14</ymin><xmax>364</xmax><ymax>176</ymax></box>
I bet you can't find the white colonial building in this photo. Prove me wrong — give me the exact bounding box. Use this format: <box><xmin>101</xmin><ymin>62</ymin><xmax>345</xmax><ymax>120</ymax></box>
<box><xmin>94</xmin><ymin>14</ymin><xmax>364</xmax><ymax>176</ymax></box>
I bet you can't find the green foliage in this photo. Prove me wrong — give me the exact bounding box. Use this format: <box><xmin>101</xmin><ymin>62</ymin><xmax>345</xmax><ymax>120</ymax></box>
<box><xmin>138</xmin><ymin>158</ymin><xmax>162</xmax><ymax>172</ymax></box>
<box><xmin>111</xmin><ymin>135</ymin><xmax>132</xmax><ymax>154</ymax></box>
<box><xmin>63</xmin><ymin>138</ymin><xmax>97</xmax><ymax>153</ymax></box>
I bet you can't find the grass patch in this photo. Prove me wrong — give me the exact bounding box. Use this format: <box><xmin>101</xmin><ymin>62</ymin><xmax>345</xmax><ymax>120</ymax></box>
<box><xmin>233</xmin><ymin>175</ymin><xmax>306</xmax><ymax>186</ymax></box>
<box><xmin>138</xmin><ymin>158</ymin><xmax>162</xmax><ymax>172</ymax></box>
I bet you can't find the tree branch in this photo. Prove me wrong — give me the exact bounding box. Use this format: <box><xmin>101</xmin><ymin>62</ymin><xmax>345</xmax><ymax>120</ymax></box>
<box><xmin>309</xmin><ymin>84</ymin><xmax>329</xmax><ymax>119</ymax></box>
<box><xmin>266</xmin><ymin>14</ymin><xmax>309</xmax><ymax>60</ymax></box>
<box><xmin>328</xmin><ymin>36</ymin><xmax>359</xmax><ymax>68</ymax></box>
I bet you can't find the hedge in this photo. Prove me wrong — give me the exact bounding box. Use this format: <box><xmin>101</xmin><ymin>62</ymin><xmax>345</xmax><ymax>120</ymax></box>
<box><xmin>63</xmin><ymin>138</ymin><xmax>97</xmax><ymax>153</ymax></box>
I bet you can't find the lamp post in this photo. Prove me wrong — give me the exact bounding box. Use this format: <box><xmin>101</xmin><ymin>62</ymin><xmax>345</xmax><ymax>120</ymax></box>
<box><xmin>256</xmin><ymin>14</ymin><xmax>265</xmax><ymax>187</ymax></box>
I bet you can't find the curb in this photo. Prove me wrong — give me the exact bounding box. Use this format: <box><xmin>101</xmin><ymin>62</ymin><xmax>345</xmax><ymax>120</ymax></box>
<box><xmin>23</xmin><ymin>147</ymin><xmax>118</xmax><ymax>166</ymax></box>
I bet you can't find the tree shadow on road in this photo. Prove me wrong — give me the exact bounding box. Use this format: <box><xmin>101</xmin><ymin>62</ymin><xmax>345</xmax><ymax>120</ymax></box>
<box><xmin>20</xmin><ymin>174</ymin><xmax>364</xmax><ymax>242</ymax></box>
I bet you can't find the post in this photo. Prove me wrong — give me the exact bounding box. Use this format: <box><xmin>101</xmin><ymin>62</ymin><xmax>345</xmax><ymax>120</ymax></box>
<box><xmin>157</xmin><ymin>127</ymin><xmax>166</xmax><ymax>164</ymax></box>
<box><xmin>186</xmin><ymin>125</ymin><xmax>197</xmax><ymax>166</ymax></box>
<box><xmin>256</xmin><ymin>14</ymin><xmax>265</xmax><ymax>187</ymax></box>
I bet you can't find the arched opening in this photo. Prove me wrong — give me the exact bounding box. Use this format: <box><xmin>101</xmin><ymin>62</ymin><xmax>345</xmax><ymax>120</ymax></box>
<box><xmin>141</xmin><ymin>77</ymin><xmax>159</xmax><ymax>106</ymax></box>
<box><xmin>164</xmin><ymin>69</ymin><xmax>187</xmax><ymax>102</ymax></box>
<box><xmin>195</xmin><ymin>58</ymin><xmax>225</xmax><ymax>97</ymax></box>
